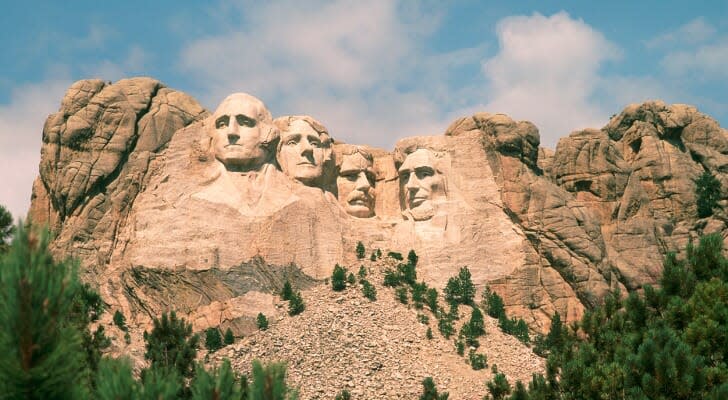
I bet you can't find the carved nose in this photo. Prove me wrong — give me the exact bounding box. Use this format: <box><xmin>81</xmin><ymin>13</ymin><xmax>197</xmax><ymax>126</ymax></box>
<box><xmin>355</xmin><ymin>173</ymin><xmax>371</xmax><ymax>190</ymax></box>
<box><xmin>227</xmin><ymin>133</ymin><xmax>240</xmax><ymax>145</ymax></box>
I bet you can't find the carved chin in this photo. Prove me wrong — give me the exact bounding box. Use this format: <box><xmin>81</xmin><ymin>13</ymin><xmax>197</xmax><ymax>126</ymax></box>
<box><xmin>407</xmin><ymin>202</ymin><xmax>434</xmax><ymax>221</ymax></box>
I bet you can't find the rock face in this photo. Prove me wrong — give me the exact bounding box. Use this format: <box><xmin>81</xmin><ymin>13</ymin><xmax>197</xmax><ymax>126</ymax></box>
<box><xmin>29</xmin><ymin>80</ymin><xmax>728</xmax><ymax>341</ymax></box>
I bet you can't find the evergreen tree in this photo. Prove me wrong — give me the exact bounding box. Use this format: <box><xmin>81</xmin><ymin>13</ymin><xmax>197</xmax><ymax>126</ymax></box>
<box><xmin>0</xmin><ymin>204</ymin><xmax>14</xmax><ymax>253</ymax></box>
<box><xmin>356</xmin><ymin>241</ymin><xmax>366</xmax><ymax>260</ymax></box>
<box><xmin>468</xmin><ymin>350</ymin><xmax>487</xmax><ymax>370</ymax></box>
<box><xmin>458</xmin><ymin>267</ymin><xmax>476</xmax><ymax>305</ymax></box>
<box><xmin>205</xmin><ymin>327</ymin><xmax>223</xmax><ymax>352</ymax></box>
<box><xmin>224</xmin><ymin>328</ymin><xmax>235</xmax><ymax>345</ymax></box>
<box><xmin>444</xmin><ymin>277</ymin><xmax>461</xmax><ymax>305</ymax></box>
<box><xmin>483</xmin><ymin>287</ymin><xmax>506</xmax><ymax>319</ymax></box>
<box><xmin>257</xmin><ymin>313</ymin><xmax>269</xmax><ymax>331</ymax></box>
<box><xmin>113</xmin><ymin>310</ymin><xmax>127</xmax><ymax>331</ymax></box>
<box><xmin>247</xmin><ymin>360</ymin><xmax>298</xmax><ymax>399</ymax></box>
<box><xmin>468</xmin><ymin>306</ymin><xmax>485</xmax><ymax>336</ymax></box>
<box><xmin>280</xmin><ymin>280</ymin><xmax>293</xmax><ymax>301</ymax></box>
<box><xmin>695</xmin><ymin>171</ymin><xmax>721</xmax><ymax>218</ymax></box>
<box><xmin>331</xmin><ymin>264</ymin><xmax>347</xmax><ymax>291</ymax></box>
<box><xmin>426</xmin><ymin>287</ymin><xmax>439</xmax><ymax>313</ymax></box>
<box><xmin>0</xmin><ymin>224</ymin><xmax>88</xmax><ymax>399</ymax></box>
<box><xmin>288</xmin><ymin>291</ymin><xmax>305</xmax><ymax>316</ymax></box>
<box><xmin>143</xmin><ymin>311</ymin><xmax>199</xmax><ymax>378</ymax></box>
<box><xmin>361</xmin><ymin>280</ymin><xmax>376</xmax><ymax>301</ymax></box>
<box><xmin>508</xmin><ymin>382</ymin><xmax>529</xmax><ymax>400</ymax></box>
<box><xmin>408</xmin><ymin>249</ymin><xmax>418</xmax><ymax>267</ymax></box>
<box><xmin>335</xmin><ymin>389</ymin><xmax>351</xmax><ymax>400</ymax></box>
<box><xmin>190</xmin><ymin>359</ymin><xmax>241</xmax><ymax>400</ymax></box>
<box><xmin>486</xmin><ymin>366</ymin><xmax>511</xmax><ymax>400</ymax></box>
<box><xmin>396</xmin><ymin>287</ymin><xmax>408</xmax><ymax>304</ymax></box>
<box><xmin>137</xmin><ymin>366</ymin><xmax>181</xmax><ymax>400</ymax></box>
<box><xmin>357</xmin><ymin>265</ymin><xmax>367</xmax><ymax>279</ymax></box>
<box><xmin>94</xmin><ymin>357</ymin><xmax>138</xmax><ymax>400</ymax></box>
<box><xmin>347</xmin><ymin>272</ymin><xmax>356</xmax><ymax>285</ymax></box>
<box><xmin>411</xmin><ymin>281</ymin><xmax>427</xmax><ymax>309</ymax></box>
<box><xmin>420</xmin><ymin>377</ymin><xmax>449</xmax><ymax>400</ymax></box>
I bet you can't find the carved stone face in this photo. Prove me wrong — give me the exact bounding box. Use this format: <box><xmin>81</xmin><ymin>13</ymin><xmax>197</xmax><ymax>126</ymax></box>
<box><xmin>398</xmin><ymin>149</ymin><xmax>444</xmax><ymax>221</ymax></box>
<box><xmin>337</xmin><ymin>151</ymin><xmax>375</xmax><ymax>218</ymax></box>
<box><xmin>210</xmin><ymin>94</ymin><xmax>273</xmax><ymax>171</ymax></box>
<box><xmin>277</xmin><ymin>119</ymin><xmax>328</xmax><ymax>185</ymax></box>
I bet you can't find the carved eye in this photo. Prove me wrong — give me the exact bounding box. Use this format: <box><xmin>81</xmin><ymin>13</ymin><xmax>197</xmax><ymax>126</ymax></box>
<box><xmin>215</xmin><ymin>116</ymin><xmax>229</xmax><ymax>129</ymax></box>
<box><xmin>286</xmin><ymin>138</ymin><xmax>299</xmax><ymax>146</ymax></box>
<box><xmin>236</xmin><ymin>115</ymin><xmax>256</xmax><ymax>128</ymax></box>
<box><xmin>310</xmin><ymin>140</ymin><xmax>322</xmax><ymax>148</ymax></box>
<box><xmin>399</xmin><ymin>172</ymin><xmax>411</xmax><ymax>182</ymax></box>
<box><xmin>416</xmin><ymin>168</ymin><xmax>434</xmax><ymax>179</ymax></box>
<box><xmin>341</xmin><ymin>172</ymin><xmax>357</xmax><ymax>181</ymax></box>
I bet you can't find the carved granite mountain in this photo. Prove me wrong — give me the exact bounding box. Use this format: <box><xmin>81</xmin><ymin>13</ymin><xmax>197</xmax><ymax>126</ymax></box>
<box><xmin>28</xmin><ymin>79</ymin><xmax>728</xmax><ymax>340</ymax></box>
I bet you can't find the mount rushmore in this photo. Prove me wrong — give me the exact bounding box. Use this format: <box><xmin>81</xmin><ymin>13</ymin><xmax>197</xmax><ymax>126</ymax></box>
<box><xmin>27</xmin><ymin>77</ymin><xmax>728</xmax><ymax>336</ymax></box>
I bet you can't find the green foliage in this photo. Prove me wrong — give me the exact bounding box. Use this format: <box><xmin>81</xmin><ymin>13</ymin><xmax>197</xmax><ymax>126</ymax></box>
<box><xmin>509</xmin><ymin>381</ymin><xmax>529</xmax><ymax>400</ymax></box>
<box><xmin>361</xmin><ymin>280</ymin><xmax>377</xmax><ymax>301</ymax></box>
<box><xmin>468</xmin><ymin>350</ymin><xmax>487</xmax><ymax>370</ymax></box>
<box><xmin>335</xmin><ymin>389</ymin><xmax>351</xmax><ymax>400</ymax></box>
<box><xmin>420</xmin><ymin>376</ymin><xmax>449</xmax><ymax>400</ymax></box>
<box><xmin>190</xmin><ymin>359</ymin><xmax>241</xmax><ymax>400</ymax></box>
<box><xmin>0</xmin><ymin>204</ymin><xmax>14</xmax><ymax>253</ymax></box>
<box><xmin>356</xmin><ymin>241</ymin><xmax>366</xmax><ymax>259</ymax></box>
<box><xmin>485</xmin><ymin>366</ymin><xmax>511</xmax><ymax>400</ymax></box>
<box><xmin>400</xmin><ymin>262</ymin><xmax>417</xmax><ymax>286</ymax></box>
<box><xmin>257</xmin><ymin>313</ymin><xmax>269</xmax><ymax>331</ymax></box>
<box><xmin>143</xmin><ymin>311</ymin><xmax>199</xmax><ymax>378</ymax></box>
<box><xmin>224</xmin><ymin>328</ymin><xmax>235</xmax><ymax>345</ymax></box>
<box><xmin>248</xmin><ymin>360</ymin><xmax>298</xmax><ymax>400</ymax></box>
<box><xmin>426</xmin><ymin>287</ymin><xmax>439</xmax><ymax>313</ymax></box>
<box><xmin>113</xmin><ymin>310</ymin><xmax>127</xmax><ymax>331</ymax></box>
<box><xmin>396</xmin><ymin>287</ymin><xmax>409</xmax><ymax>304</ymax></box>
<box><xmin>426</xmin><ymin>327</ymin><xmax>433</xmax><ymax>340</ymax></box>
<box><xmin>483</xmin><ymin>287</ymin><xmax>506</xmax><ymax>319</ymax></box>
<box><xmin>455</xmin><ymin>339</ymin><xmax>464</xmax><ymax>356</ymax></box>
<box><xmin>331</xmin><ymin>264</ymin><xmax>348</xmax><ymax>291</ymax></box>
<box><xmin>0</xmin><ymin>224</ymin><xmax>88</xmax><ymax>399</ymax></box>
<box><xmin>347</xmin><ymin>272</ymin><xmax>356</xmax><ymax>285</ymax></box>
<box><xmin>205</xmin><ymin>327</ymin><xmax>223</xmax><ymax>352</ymax></box>
<box><xmin>288</xmin><ymin>291</ymin><xmax>305</xmax><ymax>316</ymax></box>
<box><xmin>387</xmin><ymin>251</ymin><xmax>403</xmax><ymax>261</ymax></box>
<box><xmin>411</xmin><ymin>281</ymin><xmax>427</xmax><ymax>309</ymax></box>
<box><xmin>138</xmin><ymin>366</ymin><xmax>182</xmax><ymax>400</ymax></box>
<box><xmin>444</xmin><ymin>267</ymin><xmax>475</xmax><ymax>305</ymax></box>
<box><xmin>438</xmin><ymin>316</ymin><xmax>454</xmax><ymax>339</ymax></box>
<box><xmin>94</xmin><ymin>357</ymin><xmax>138</xmax><ymax>400</ymax></box>
<box><xmin>695</xmin><ymin>171</ymin><xmax>722</xmax><ymax>218</ymax></box>
<box><xmin>418</xmin><ymin>313</ymin><xmax>430</xmax><ymax>325</ymax></box>
<box><xmin>357</xmin><ymin>265</ymin><xmax>367</xmax><ymax>279</ymax></box>
<box><xmin>383</xmin><ymin>268</ymin><xmax>401</xmax><ymax>287</ymax></box>
<box><xmin>516</xmin><ymin>233</ymin><xmax>728</xmax><ymax>399</ymax></box>
<box><xmin>280</xmin><ymin>280</ymin><xmax>293</xmax><ymax>301</ymax></box>
<box><xmin>376</xmin><ymin>248</ymin><xmax>382</xmax><ymax>259</ymax></box>
<box><xmin>370</xmin><ymin>252</ymin><xmax>377</xmax><ymax>262</ymax></box>
<box><xmin>468</xmin><ymin>306</ymin><xmax>485</xmax><ymax>337</ymax></box>
<box><xmin>408</xmin><ymin>249</ymin><xmax>418</xmax><ymax>267</ymax></box>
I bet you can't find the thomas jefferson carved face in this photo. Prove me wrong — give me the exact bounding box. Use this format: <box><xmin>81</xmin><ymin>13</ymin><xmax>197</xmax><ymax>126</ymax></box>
<box><xmin>398</xmin><ymin>148</ymin><xmax>444</xmax><ymax>221</ymax></box>
<box><xmin>337</xmin><ymin>150</ymin><xmax>375</xmax><ymax>218</ymax></box>
<box><xmin>276</xmin><ymin>116</ymin><xmax>331</xmax><ymax>187</ymax></box>
<box><xmin>210</xmin><ymin>93</ymin><xmax>276</xmax><ymax>171</ymax></box>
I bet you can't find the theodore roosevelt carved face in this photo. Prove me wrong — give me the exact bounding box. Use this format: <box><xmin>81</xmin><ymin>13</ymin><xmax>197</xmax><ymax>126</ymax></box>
<box><xmin>337</xmin><ymin>149</ymin><xmax>376</xmax><ymax>218</ymax></box>
<box><xmin>275</xmin><ymin>116</ymin><xmax>332</xmax><ymax>187</ymax></box>
<box><xmin>209</xmin><ymin>93</ymin><xmax>278</xmax><ymax>172</ymax></box>
<box><xmin>398</xmin><ymin>148</ymin><xmax>445</xmax><ymax>221</ymax></box>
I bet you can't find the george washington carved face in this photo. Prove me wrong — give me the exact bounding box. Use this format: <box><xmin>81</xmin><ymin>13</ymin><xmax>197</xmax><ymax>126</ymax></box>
<box><xmin>337</xmin><ymin>149</ymin><xmax>376</xmax><ymax>218</ymax></box>
<box><xmin>209</xmin><ymin>93</ymin><xmax>277</xmax><ymax>172</ymax></box>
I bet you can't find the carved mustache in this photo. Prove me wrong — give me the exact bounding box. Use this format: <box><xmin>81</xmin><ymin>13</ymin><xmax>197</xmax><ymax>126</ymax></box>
<box><xmin>347</xmin><ymin>190</ymin><xmax>373</xmax><ymax>204</ymax></box>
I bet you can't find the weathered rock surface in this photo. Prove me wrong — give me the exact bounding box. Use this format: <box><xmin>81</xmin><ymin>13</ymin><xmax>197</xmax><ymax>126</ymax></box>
<box><xmin>28</xmin><ymin>79</ymin><xmax>728</xmax><ymax>374</ymax></box>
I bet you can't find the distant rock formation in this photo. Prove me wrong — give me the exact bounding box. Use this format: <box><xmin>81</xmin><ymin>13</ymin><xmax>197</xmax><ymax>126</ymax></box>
<box><xmin>29</xmin><ymin>78</ymin><xmax>728</xmax><ymax>335</ymax></box>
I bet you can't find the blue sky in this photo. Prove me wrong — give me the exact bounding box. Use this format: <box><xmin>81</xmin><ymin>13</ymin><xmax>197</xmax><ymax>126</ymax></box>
<box><xmin>1</xmin><ymin>1</ymin><xmax>727</xmax><ymax>218</ymax></box>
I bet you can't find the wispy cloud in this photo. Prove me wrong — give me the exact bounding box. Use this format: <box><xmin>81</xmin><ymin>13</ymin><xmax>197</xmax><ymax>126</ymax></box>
<box><xmin>661</xmin><ymin>39</ymin><xmax>728</xmax><ymax>80</ymax></box>
<box><xmin>645</xmin><ymin>17</ymin><xmax>716</xmax><ymax>49</ymax></box>
<box><xmin>479</xmin><ymin>12</ymin><xmax>621</xmax><ymax>147</ymax></box>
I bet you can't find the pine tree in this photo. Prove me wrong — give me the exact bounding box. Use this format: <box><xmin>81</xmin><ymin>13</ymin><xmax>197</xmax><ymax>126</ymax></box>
<box><xmin>331</xmin><ymin>264</ymin><xmax>347</xmax><ymax>291</ymax></box>
<box><xmin>335</xmin><ymin>389</ymin><xmax>351</xmax><ymax>400</ymax></box>
<box><xmin>458</xmin><ymin>267</ymin><xmax>476</xmax><ymax>305</ymax></box>
<box><xmin>288</xmin><ymin>291</ymin><xmax>305</xmax><ymax>316</ymax></box>
<box><xmin>143</xmin><ymin>311</ymin><xmax>199</xmax><ymax>378</ymax></box>
<box><xmin>0</xmin><ymin>204</ymin><xmax>14</xmax><ymax>253</ymax></box>
<box><xmin>695</xmin><ymin>171</ymin><xmax>721</xmax><ymax>218</ymax></box>
<box><xmin>113</xmin><ymin>310</ymin><xmax>127</xmax><ymax>331</ymax></box>
<box><xmin>94</xmin><ymin>357</ymin><xmax>138</xmax><ymax>400</ymax></box>
<box><xmin>426</xmin><ymin>288</ymin><xmax>439</xmax><ymax>313</ymax></box>
<box><xmin>486</xmin><ymin>366</ymin><xmax>512</xmax><ymax>400</ymax></box>
<box><xmin>420</xmin><ymin>377</ymin><xmax>449</xmax><ymax>399</ymax></box>
<box><xmin>361</xmin><ymin>280</ymin><xmax>377</xmax><ymax>301</ymax></box>
<box><xmin>468</xmin><ymin>306</ymin><xmax>485</xmax><ymax>336</ymax></box>
<box><xmin>138</xmin><ymin>366</ymin><xmax>181</xmax><ymax>400</ymax></box>
<box><xmin>484</xmin><ymin>287</ymin><xmax>506</xmax><ymax>319</ymax></box>
<box><xmin>247</xmin><ymin>360</ymin><xmax>298</xmax><ymax>399</ymax></box>
<box><xmin>190</xmin><ymin>359</ymin><xmax>241</xmax><ymax>400</ymax></box>
<box><xmin>257</xmin><ymin>313</ymin><xmax>269</xmax><ymax>331</ymax></box>
<box><xmin>205</xmin><ymin>327</ymin><xmax>223</xmax><ymax>352</ymax></box>
<box><xmin>0</xmin><ymin>224</ymin><xmax>88</xmax><ymax>399</ymax></box>
<box><xmin>223</xmin><ymin>328</ymin><xmax>235</xmax><ymax>345</ymax></box>
<box><xmin>408</xmin><ymin>249</ymin><xmax>418</xmax><ymax>267</ymax></box>
<box><xmin>356</xmin><ymin>242</ymin><xmax>366</xmax><ymax>260</ymax></box>
<box><xmin>280</xmin><ymin>280</ymin><xmax>293</xmax><ymax>301</ymax></box>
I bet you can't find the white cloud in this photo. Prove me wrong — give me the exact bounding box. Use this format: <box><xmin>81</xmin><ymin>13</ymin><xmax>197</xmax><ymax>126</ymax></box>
<box><xmin>178</xmin><ymin>0</ymin><xmax>453</xmax><ymax>148</ymax></box>
<box><xmin>645</xmin><ymin>17</ymin><xmax>716</xmax><ymax>49</ymax></box>
<box><xmin>661</xmin><ymin>38</ymin><xmax>728</xmax><ymax>79</ymax></box>
<box><xmin>481</xmin><ymin>12</ymin><xmax>621</xmax><ymax>147</ymax></box>
<box><xmin>81</xmin><ymin>45</ymin><xmax>149</xmax><ymax>81</ymax></box>
<box><xmin>0</xmin><ymin>79</ymin><xmax>71</xmax><ymax>220</ymax></box>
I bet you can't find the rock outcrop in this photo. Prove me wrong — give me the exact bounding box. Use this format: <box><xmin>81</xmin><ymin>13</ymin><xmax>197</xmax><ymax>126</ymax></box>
<box><xmin>28</xmin><ymin>80</ymin><xmax>728</xmax><ymax>344</ymax></box>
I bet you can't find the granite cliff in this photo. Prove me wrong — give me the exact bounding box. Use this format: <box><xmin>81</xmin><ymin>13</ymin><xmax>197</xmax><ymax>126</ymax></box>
<box><xmin>28</xmin><ymin>77</ymin><xmax>728</xmax><ymax>350</ymax></box>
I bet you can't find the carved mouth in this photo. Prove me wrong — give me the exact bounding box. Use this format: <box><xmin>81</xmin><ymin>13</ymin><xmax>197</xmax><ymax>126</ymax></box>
<box><xmin>410</xmin><ymin>197</ymin><xmax>428</xmax><ymax>207</ymax></box>
<box><xmin>348</xmin><ymin>193</ymin><xmax>372</xmax><ymax>207</ymax></box>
